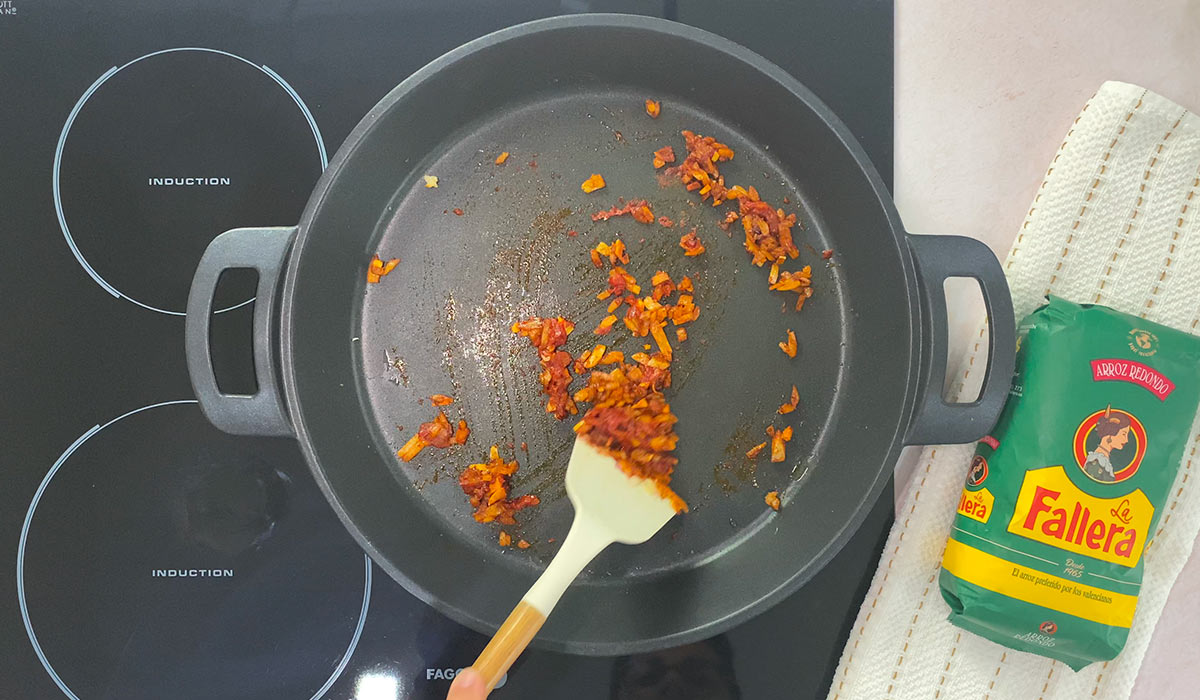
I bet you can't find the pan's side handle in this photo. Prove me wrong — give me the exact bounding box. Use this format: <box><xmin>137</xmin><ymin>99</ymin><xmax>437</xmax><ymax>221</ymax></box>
<box><xmin>904</xmin><ymin>234</ymin><xmax>1015</xmax><ymax>445</ymax></box>
<box><xmin>185</xmin><ymin>227</ymin><xmax>296</xmax><ymax>437</ymax></box>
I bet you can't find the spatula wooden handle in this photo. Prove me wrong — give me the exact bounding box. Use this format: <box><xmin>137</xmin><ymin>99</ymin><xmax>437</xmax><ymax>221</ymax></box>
<box><xmin>470</xmin><ymin>515</ymin><xmax>615</xmax><ymax>693</ymax></box>
<box><xmin>472</xmin><ymin>600</ymin><xmax>547</xmax><ymax>691</ymax></box>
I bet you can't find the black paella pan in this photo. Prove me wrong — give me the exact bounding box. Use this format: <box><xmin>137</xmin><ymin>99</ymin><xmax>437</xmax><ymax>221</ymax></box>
<box><xmin>185</xmin><ymin>14</ymin><xmax>1015</xmax><ymax>654</ymax></box>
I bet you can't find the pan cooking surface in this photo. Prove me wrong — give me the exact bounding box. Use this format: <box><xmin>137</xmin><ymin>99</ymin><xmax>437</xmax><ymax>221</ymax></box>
<box><xmin>357</xmin><ymin>87</ymin><xmax>848</xmax><ymax>580</ymax></box>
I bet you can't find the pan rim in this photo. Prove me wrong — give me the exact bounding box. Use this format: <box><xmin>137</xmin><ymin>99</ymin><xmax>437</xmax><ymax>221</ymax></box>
<box><xmin>279</xmin><ymin>13</ymin><xmax>916</xmax><ymax>655</ymax></box>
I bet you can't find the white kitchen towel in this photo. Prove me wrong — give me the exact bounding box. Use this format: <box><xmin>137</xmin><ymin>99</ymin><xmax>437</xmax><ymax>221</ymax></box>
<box><xmin>828</xmin><ymin>81</ymin><xmax>1200</xmax><ymax>700</ymax></box>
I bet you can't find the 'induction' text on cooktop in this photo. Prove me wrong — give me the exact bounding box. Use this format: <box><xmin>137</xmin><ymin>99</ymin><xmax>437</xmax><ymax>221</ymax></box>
<box><xmin>147</xmin><ymin>177</ymin><xmax>232</xmax><ymax>186</ymax></box>
<box><xmin>151</xmin><ymin>569</ymin><xmax>234</xmax><ymax>577</ymax></box>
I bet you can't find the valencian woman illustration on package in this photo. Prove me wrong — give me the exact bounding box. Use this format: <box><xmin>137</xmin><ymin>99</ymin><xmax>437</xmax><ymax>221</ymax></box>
<box><xmin>1081</xmin><ymin>406</ymin><xmax>1134</xmax><ymax>483</ymax></box>
<box><xmin>939</xmin><ymin>296</ymin><xmax>1200</xmax><ymax>670</ymax></box>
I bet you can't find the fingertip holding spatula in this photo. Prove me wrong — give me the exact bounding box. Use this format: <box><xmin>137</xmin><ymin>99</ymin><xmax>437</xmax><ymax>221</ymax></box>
<box><xmin>469</xmin><ymin>437</ymin><xmax>679</xmax><ymax>692</ymax></box>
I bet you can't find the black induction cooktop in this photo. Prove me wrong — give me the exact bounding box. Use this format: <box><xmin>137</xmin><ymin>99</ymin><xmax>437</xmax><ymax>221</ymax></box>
<box><xmin>0</xmin><ymin>2</ymin><xmax>894</xmax><ymax>698</ymax></box>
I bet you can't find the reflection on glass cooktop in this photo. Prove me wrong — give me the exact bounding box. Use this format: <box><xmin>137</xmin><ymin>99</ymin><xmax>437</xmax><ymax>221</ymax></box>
<box><xmin>0</xmin><ymin>1</ymin><xmax>892</xmax><ymax>698</ymax></box>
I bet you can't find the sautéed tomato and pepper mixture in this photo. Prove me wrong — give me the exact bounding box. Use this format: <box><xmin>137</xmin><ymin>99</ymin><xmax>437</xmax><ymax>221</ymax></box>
<box><xmin>373</xmin><ymin>99</ymin><xmax>817</xmax><ymax>544</ymax></box>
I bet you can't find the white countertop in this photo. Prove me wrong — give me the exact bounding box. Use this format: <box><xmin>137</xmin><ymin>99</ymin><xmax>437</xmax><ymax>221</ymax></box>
<box><xmin>894</xmin><ymin>1</ymin><xmax>1200</xmax><ymax>696</ymax></box>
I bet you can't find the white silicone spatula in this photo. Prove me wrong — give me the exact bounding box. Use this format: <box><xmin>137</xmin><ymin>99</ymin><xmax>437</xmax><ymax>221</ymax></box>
<box><xmin>469</xmin><ymin>437</ymin><xmax>678</xmax><ymax>692</ymax></box>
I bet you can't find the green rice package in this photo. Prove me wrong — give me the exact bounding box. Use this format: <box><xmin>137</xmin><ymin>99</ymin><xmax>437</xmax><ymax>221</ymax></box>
<box><xmin>939</xmin><ymin>296</ymin><xmax>1200</xmax><ymax>670</ymax></box>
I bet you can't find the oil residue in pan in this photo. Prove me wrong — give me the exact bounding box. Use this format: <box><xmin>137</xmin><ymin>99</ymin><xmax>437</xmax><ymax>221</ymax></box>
<box><xmin>712</xmin><ymin>416</ymin><xmax>763</xmax><ymax>494</ymax></box>
<box><xmin>443</xmin><ymin>199</ymin><xmax>583</xmax><ymax>512</ymax></box>
<box><xmin>512</xmin><ymin>437</ymin><xmax>572</xmax><ymax>508</ymax></box>
<box><xmin>384</xmin><ymin>347</ymin><xmax>409</xmax><ymax>387</ymax></box>
<box><xmin>433</xmin><ymin>292</ymin><xmax>464</xmax><ymax>397</ymax></box>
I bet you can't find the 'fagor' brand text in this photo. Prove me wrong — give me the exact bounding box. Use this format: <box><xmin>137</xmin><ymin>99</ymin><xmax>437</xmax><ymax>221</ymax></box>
<box><xmin>425</xmin><ymin>669</ymin><xmax>506</xmax><ymax>687</ymax></box>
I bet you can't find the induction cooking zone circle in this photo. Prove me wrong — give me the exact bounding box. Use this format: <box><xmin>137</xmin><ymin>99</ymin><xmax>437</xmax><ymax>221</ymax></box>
<box><xmin>17</xmin><ymin>401</ymin><xmax>370</xmax><ymax>700</ymax></box>
<box><xmin>53</xmin><ymin>47</ymin><xmax>327</xmax><ymax>316</ymax></box>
